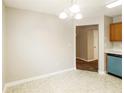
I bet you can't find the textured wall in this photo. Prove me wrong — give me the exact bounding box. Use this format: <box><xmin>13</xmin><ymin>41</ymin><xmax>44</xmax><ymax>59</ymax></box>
<box><xmin>2</xmin><ymin>2</ymin><xmax>7</xmax><ymax>89</ymax></box>
<box><xmin>5</xmin><ymin>7</ymin><xmax>74</xmax><ymax>82</ymax></box>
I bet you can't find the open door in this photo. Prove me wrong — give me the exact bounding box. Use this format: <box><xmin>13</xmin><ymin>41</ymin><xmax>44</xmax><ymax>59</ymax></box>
<box><xmin>76</xmin><ymin>25</ymin><xmax>99</xmax><ymax>72</ymax></box>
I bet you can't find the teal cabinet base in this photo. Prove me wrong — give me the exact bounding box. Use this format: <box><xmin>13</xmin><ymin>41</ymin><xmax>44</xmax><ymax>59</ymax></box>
<box><xmin>108</xmin><ymin>72</ymin><xmax>122</xmax><ymax>78</ymax></box>
<box><xmin>107</xmin><ymin>54</ymin><xmax>122</xmax><ymax>77</ymax></box>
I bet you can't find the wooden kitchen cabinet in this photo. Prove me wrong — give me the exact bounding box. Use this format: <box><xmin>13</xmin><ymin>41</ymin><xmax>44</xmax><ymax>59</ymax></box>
<box><xmin>110</xmin><ymin>22</ymin><xmax>122</xmax><ymax>41</ymax></box>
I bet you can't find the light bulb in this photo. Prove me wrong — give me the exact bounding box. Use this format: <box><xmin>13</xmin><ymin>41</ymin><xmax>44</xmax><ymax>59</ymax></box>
<box><xmin>69</xmin><ymin>4</ymin><xmax>80</xmax><ymax>13</ymax></box>
<box><xmin>74</xmin><ymin>13</ymin><xmax>82</xmax><ymax>20</ymax></box>
<box><xmin>59</xmin><ymin>12</ymin><xmax>68</xmax><ymax>19</ymax></box>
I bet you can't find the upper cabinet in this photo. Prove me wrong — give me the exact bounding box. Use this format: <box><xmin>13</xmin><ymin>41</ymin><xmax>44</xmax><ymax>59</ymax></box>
<box><xmin>110</xmin><ymin>22</ymin><xmax>122</xmax><ymax>41</ymax></box>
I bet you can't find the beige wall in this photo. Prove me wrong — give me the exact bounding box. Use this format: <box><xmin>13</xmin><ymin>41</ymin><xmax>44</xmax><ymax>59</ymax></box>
<box><xmin>76</xmin><ymin>27</ymin><xmax>88</xmax><ymax>60</ymax></box>
<box><xmin>5</xmin><ymin>7</ymin><xmax>74</xmax><ymax>82</ymax></box>
<box><xmin>87</xmin><ymin>30</ymin><xmax>94</xmax><ymax>60</ymax></box>
<box><xmin>93</xmin><ymin>30</ymin><xmax>98</xmax><ymax>59</ymax></box>
<box><xmin>104</xmin><ymin>16</ymin><xmax>113</xmax><ymax>50</ymax></box>
<box><xmin>2</xmin><ymin>2</ymin><xmax>7</xmax><ymax>89</ymax></box>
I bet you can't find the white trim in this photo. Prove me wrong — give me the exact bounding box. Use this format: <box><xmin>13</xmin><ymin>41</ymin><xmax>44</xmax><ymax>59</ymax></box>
<box><xmin>3</xmin><ymin>85</ymin><xmax>7</xmax><ymax>93</ymax></box>
<box><xmin>76</xmin><ymin>57</ymin><xmax>97</xmax><ymax>62</ymax></box>
<box><xmin>3</xmin><ymin>68</ymin><xmax>74</xmax><ymax>93</ymax></box>
<box><xmin>73</xmin><ymin>23</ymin><xmax>76</xmax><ymax>70</ymax></box>
<box><xmin>74</xmin><ymin>66</ymin><xmax>77</xmax><ymax>70</ymax></box>
<box><xmin>98</xmin><ymin>70</ymin><xmax>106</xmax><ymax>75</ymax></box>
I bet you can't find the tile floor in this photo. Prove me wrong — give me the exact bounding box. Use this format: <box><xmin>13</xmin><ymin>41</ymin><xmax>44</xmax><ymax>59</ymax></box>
<box><xmin>6</xmin><ymin>70</ymin><xmax>122</xmax><ymax>93</ymax></box>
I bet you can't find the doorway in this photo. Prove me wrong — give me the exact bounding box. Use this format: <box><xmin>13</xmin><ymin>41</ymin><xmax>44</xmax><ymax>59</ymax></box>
<box><xmin>76</xmin><ymin>25</ymin><xmax>99</xmax><ymax>72</ymax></box>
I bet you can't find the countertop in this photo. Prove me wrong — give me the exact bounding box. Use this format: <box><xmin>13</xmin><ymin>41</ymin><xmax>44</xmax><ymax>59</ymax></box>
<box><xmin>105</xmin><ymin>49</ymin><xmax>122</xmax><ymax>55</ymax></box>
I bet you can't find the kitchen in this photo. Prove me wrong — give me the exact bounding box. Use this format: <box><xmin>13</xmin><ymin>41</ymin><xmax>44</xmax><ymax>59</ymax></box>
<box><xmin>105</xmin><ymin>15</ymin><xmax>122</xmax><ymax>77</ymax></box>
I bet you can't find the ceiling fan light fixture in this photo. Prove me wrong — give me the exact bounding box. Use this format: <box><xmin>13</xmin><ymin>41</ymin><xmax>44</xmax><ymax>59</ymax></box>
<box><xmin>59</xmin><ymin>12</ymin><xmax>68</xmax><ymax>19</ymax></box>
<box><xmin>74</xmin><ymin>13</ymin><xmax>82</xmax><ymax>20</ymax></box>
<box><xmin>58</xmin><ymin>0</ymin><xmax>82</xmax><ymax>20</ymax></box>
<box><xmin>69</xmin><ymin>4</ymin><xmax>80</xmax><ymax>13</ymax></box>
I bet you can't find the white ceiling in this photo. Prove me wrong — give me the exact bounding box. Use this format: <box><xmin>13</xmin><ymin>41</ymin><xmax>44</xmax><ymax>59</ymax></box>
<box><xmin>4</xmin><ymin>0</ymin><xmax>122</xmax><ymax>17</ymax></box>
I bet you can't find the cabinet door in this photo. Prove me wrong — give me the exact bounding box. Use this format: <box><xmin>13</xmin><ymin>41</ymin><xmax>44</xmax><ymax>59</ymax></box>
<box><xmin>114</xmin><ymin>23</ymin><xmax>122</xmax><ymax>41</ymax></box>
<box><xmin>110</xmin><ymin>22</ymin><xmax>122</xmax><ymax>41</ymax></box>
<box><xmin>110</xmin><ymin>24</ymin><xmax>115</xmax><ymax>41</ymax></box>
<box><xmin>108</xmin><ymin>56</ymin><xmax>122</xmax><ymax>77</ymax></box>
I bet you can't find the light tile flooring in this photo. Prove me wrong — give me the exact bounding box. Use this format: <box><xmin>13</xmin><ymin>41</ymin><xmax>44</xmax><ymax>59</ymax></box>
<box><xmin>6</xmin><ymin>70</ymin><xmax>122</xmax><ymax>93</ymax></box>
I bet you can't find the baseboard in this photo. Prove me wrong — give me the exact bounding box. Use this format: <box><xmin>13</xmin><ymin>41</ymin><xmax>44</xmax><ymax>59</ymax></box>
<box><xmin>74</xmin><ymin>67</ymin><xmax>76</xmax><ymax>70</ymax></box>
<box><xmin>3</xmin><ymin>85</ymin><xmax>7</xmax><ymax>93</ymax></box>
<box><xmin>3</xmin><ymin>68</ymin><xmax>74</xmax><ymax>93</ymax></box>
<box><xmin>76</xmin><ymin>57</ymin><xmax>97</xmax><ymax>62</ymax></box>
<box><xmin>98</xmin><ymin>70</ymin><xmax>106</xmax><ymax>75</ymax></box>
